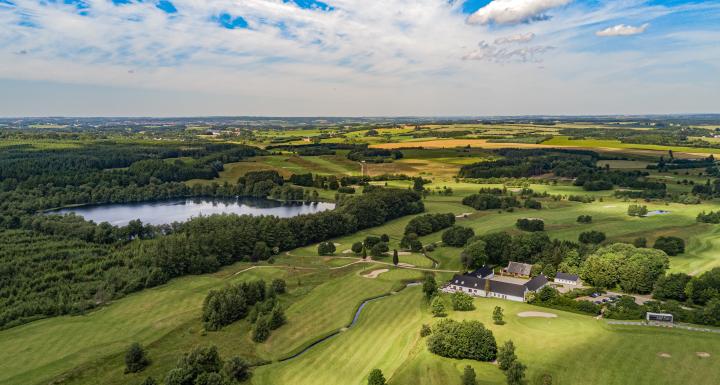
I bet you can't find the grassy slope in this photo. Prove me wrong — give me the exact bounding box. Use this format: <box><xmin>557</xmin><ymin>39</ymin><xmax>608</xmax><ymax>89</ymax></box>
<box><xmin>254</xmin><ymin>289</ymin><xmax>720</xmax><ymax>385</ymax></box>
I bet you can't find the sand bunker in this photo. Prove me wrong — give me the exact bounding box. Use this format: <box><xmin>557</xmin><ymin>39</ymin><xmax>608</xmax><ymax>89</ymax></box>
<box><xmin>696</xmin><ymin>352</ymin><xmax>711</xmax><ymax>358</ymax></box>
<box><xmin>456</xmin><ymin>213</ymin><xmax>473</xmax><ymax>218</ymax></box>
<box><xmin>397</xmin><ymin>251</ymin><xmax>411</xmax><ymax>256</ymax></box>
<box><xmin>342</xmin><ymin>249</ymin><xmax>353</xmax><ymax>254</ymax></box>
<box><xmin>397</xmin><ymin>263</ymin><xmax>415</xmax><ymax>268</ymax></box>
<box><xmin>362</xmin><ymin>269</ymin><xmax>389</xmax><ymax>279</ymax></box>
<box><xmin>518</xmin><ymin>311</ymin><xmax>557</xmax><ymax>318</ymax></box>
<box><xmin>657</xmin><ymin>352</ymin><xmax>672</xmax><ymax>358</ymax></box>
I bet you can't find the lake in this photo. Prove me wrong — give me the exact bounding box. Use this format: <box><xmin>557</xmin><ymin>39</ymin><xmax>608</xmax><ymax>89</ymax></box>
<box><xmin>53</xmin><ymin>197</ymin><xmax>336</xmax><ymax>226</ymax></box>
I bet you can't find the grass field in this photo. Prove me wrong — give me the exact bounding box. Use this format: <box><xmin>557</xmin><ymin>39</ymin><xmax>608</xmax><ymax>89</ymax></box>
<box><xmin>254</xmin><ymin>288</ymin><xmax>720</xmax><ymax>385</ymax></box>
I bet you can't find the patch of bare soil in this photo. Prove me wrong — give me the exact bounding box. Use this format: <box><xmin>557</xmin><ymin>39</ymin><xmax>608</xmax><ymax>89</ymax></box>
<box><xmin>517</xmin><ymin>311</ymin><xmax>558</xmax><ymax>318</ymax></box>
<box><xmin>657</xmin><ymin>352</ymin><xmax>672</xmax><ymax>358</ymax></box>
<box><xmin>696</xmin><ymin>352</ymin><xmax>711</xmax><ymax>358</ymax></box>
<box><xmin>362</xmin><ymin>269</ymin><xmax>389</xmax><ymax>279</ymax></box>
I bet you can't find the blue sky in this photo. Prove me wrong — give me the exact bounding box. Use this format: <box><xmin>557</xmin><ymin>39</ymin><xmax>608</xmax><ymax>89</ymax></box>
<box><xmin>0</xmin><ymin>0</ymin><xmax>718</xmax><ymax>116</ymax></box>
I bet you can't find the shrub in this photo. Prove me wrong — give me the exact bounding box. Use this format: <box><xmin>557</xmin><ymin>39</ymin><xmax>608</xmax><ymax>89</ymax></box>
<box><xmin>576</xmin><ymin>215</ymin><xmax>592</xmax><ymax>223</ymax></box>
<box><xmin>337</xmin><ymin>186</ymin><xmax>355</xmax><ymax>194</ymax></box>
<box><xmin>515</xmin><ymin>218</ymin><xmax>544</xmax><ymax>232</ymax></box>
<box><xmin>523</xmin><ymin>199</ymin><xmax>542</xmax><ymax>209</ymax></box>
<box><xmin>451</xmin><ymin>292</ymin><xmax>475</xmax><ymax>311</ymax></box>
<box><xmin>223</xmin><ymin>356</ymin><xmax>250</xmax><ymax>382</ymax></box>
<box><xmin>431</xmin><ymin>297</ymin><xmax>446</xmax><ymax>317</ymax></box>
<box><xmin>426</xmin><ymin>319</ymin><xmax>497</xmax><ymax>361</ymax></box>
<box><xmin>578</xmin><ymin>230</ymin><xmax>606</xmax><ymax>244</ymax></box>
<box><xmin>628</xmin><ymin>204</ymin><xmax>648</xmax><ymax>217</ymax></box>
<box><xmin>370</xmin><ymin>242</ymin><xmax>389</xmax><ymax>257</ymax></box>
<box><xmin>653</xmin><ymin>236</ymin><xmax>685</xmax><ymax>256</ymax></box>
<box><xmin>368</xmin><ymin>369</ymin><xmax>386</xmax><ymax>385</ymax></box>
<box><xmin>124</xmin><ymin>342</ymin><xmax>149</xmax><ymax>373</ymax></box>
<box><xmin>351</xmin><ymin>242</ymin><xmax>364</xmax><ymax>254</ymax></box>
<box><xmin>317</xmin><ymin>241</ymin><xmax>336</xmax><ymax>256</ymax></box>
<box><xmin>271</xmin><ymin>278</ymin><xmax>287</xmax><ymax>294</ymax></box>
<box><xmin>442</xmin><ymin>226</ymin><xmax>475</xmax><ymax>247</ymax></box>
<box><xmin>420</xmin><ymin>324</ymin><xmax>432</xmax><ymax>337</ymax></box>
<box><xmin>252</xmin><ymin>316</ymin><xmax>271</xmax><ymax>342</ymax></box>
<box><xmin>462</xmin><ymin>366</ymin><xmax>477</xmax><ymax>385</ymax></box>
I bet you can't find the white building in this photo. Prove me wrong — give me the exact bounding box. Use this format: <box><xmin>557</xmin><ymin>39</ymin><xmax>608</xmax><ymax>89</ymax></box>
<box><xmin>446</xmin><ymin>274</ymin><xmax>549</xmax><ymax>303</ymax></box>
<box><xmin>555</xmin><ymin>272</ymin><xmax>580</xmax><ymax>286</ymax></box>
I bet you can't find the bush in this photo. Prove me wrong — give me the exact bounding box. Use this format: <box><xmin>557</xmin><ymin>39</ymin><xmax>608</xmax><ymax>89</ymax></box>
<box><xmin>577</xmin><ymin>215</ymin><xmax>592</xmax><ymax>223</ymax></box>
<box><xmin>370</xmin><ymin>242</ymin><xmax>389</xmax><ymax>257</ymax></box>
<box><xmin>578</xmin><ymin>230</ymin><xmax>606</xmax><ymax>244</ymax></box>
<box><xmin>523</xmin><ymin>199</ymin><xmax>542</xmax><ymax>209</ymax></box>
<box><xmin>427</xmin><ymin>319</ymin><xmax>497</xmax><ymax>361</ymax></box>
<box><xmin>252</xmin><ymin>316</ymin><xmax>271</xmax><ymax>342</ymax></box>
<box><xmin>124</xmin><ymin>342</ymin><xmax>149</xmax><ymax>373</ymax></box>
<box><xmin>628</xmin><ymin>204</ymin><xmax>648</xmax><ymax>217</ymax></box>
<box><xmin>271</xmin><ymin>278</ymin><xmax>287</xmax><ymax>294</ymax></box>
<box><xmin>431</xmin><ymin>297</ymin><xmax>447</xmax><ymax>317</ymax></box>
<box><xmin>351</xmin><ymin>242</ymin><xmax>364</xmax><ymax>254</ymax></box>
<box><xmin>224</xmin><ymin>356</ymin><xmax>250</xmax><ymax>382</ymax></box>
<box><xmin>337</xmin><ymin>186</ymin><xmax>355</xmax><ymax>194</ymax></box>
<box><xmin>317</xmin><ymin>241</ymin><xmax>336</xmax><ymax>256</ymax></box>
<box><xmin>442</xmin><ymin>226</ymin><xmax>475</xmax><ymax>247</ymax></box>
<box><xmin>462</xmin><ymin>365</ymin><xmax>477</xmax><ymax>385</ymax></box>
<box><xmin>363</xmin><ymin>236</ymin><xmax>382</xmax><ymax>248</ymax></box>
<box><xmin>515</xmin><ymin>218</ymin><xmax>544</xmax><ymax>232</ymax></box>
<box><xmin>420</xmin><ymin>324</ymin><xmax>432</xmax><ymax>337</ymax></box>
<box><xmin>451</xmin><ymin>292</ymin><xmax>475</xmax><ymax>311</ymax></box>
<box><xmin>653</xmin><ymin>236</ymin><xmax>685</xmax><ymax>256</ymax></box>
<box><xmin>368</xmin><ymin>369</ymin><xmax>386</xmax><ymax>385</ymax></box>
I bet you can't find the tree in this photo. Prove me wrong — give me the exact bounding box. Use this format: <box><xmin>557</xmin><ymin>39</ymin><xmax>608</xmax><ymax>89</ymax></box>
<box><xmin>497</xmin><ymin>340</ymin><xmax>517</xmax><ymax>371</ymax></box>
<box><xmin>362</xmin><ymin>246</ymin><xmax>368</xmax><ymax>260</ymax></box>
<box><xmin>370</xmin><ymin>242</ymin><xmax>389</xmax><ymax>257</ymax></box>
<box><xmin>252</xmin><ymin>316</ymin><xmax>271</xmax><ymax>342</ymax></box>
<box><xmin>380</xmin><ymin>233</ymin><xmax>390</xmax><ymax>243</ymax></box>
<box><xmin>317</xmin><ymin>241</ymin><xmax>336</xmax><ymax>256</ymax></box>
<box><xmin>268</xmin><ymin>304</ymin><xmax>286</xmax><ymax>330</ymax></box>
<box><xmin>423</xmin><ymin>274</ymin><xmax>438</xmax><ymax>300</ymax></box>
<box><xmin>493</xmin><ymin>306</ymin><xmax>504</xmax><ymax>325</ymax></box>
<box><xmin>451</xmin><ymin>291</ymin><xmax>475</xmax><ymax>311</ymax></box>
<box><xmin>461</xmin><ymin>240</ymin><xmax>488</xmax><ymax>270</ymax></box>
<box><xmin>578</xmin><ymin>231</ymin><xmax>605</xmax><ymax>244</ymax></box>
<box><xmin>252</xmin><ymin>241</ymin><xmax>271</xmax><ymax>261</ymax></box>
<box><xmin>462</xmin><ymin>365</ymin><xmax>477</xmax><ymax>385</ymax></box>
<box><xmin>628</xmin><ymin>204</ymin><xmax>648</xmax><ymax>217</ymax></box>
<box><xmin>351</xmin><ymin>241</ymin><xmax>364</xmax><ymax>254</ymax></box>
<box><xmin>515</xmin><ymin>218</ymin><xmax>544</xmax><ymax>232</ymax></box>
<box><xmin>576</xmin><ymin>215</ymin><xmax>592</xmax><ymax>223</ymax></box>
<box><xmin>442</xmin><ymin>226</ymin><xmax>475</xmax><ymax>247</ymax></box>
<box><xmin>368</xmin><ymin>369</ymin><xmax>386</xmax><ymax>385</ymax></box>
<box><xmin>505</xmin><ymin>360</ymin><xmax>527</xmax><ymax>385</ymax></box>
<box><xmin>271</xmin><ymin>278</ymin><xmax>287</xmax><ymax>294</ymax></box>
<box><xmin>223</xmin><ymin>356</ymin><xmax>250</xmax><ymax>382</ymax></box>
<box><xmin>633</xmin><ymin>237</ymin><xmax>647</xmax><ymax>248</ymax></box>
<box><xmin>194</xmin><ymin>372</ymin><xmax>226</xmax><ymax>385</ymax></box>
<box><xmin>420</xmin><ymin>324</ymin><xmax>432</xmax><ymax>337</ymax></box>
<box><xmin>124</xmin><ymin>342</ymin><xmax>149</xmax><ymax>373</ymax></box>
<box><xmin>431</xmin><ymin>296</ymin><xmax>447</xmax><ymax>317</ymax></box>
<box><xmin>653</xmin><ymin>236</ymin><xmax>685</xmax><ymax>256</ymax></box>
<box><xmin>413</xmin><ymin>177</ymin><xmax>425</xmax><ymax>192</ymax></box>
<box><xmin>140</xmin><ymin>377</ymin><xmax>157</xmax><ymax>385</ymax></box>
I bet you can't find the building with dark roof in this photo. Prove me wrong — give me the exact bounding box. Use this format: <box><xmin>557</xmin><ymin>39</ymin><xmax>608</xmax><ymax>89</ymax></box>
<box><xmin>446</xmin><ymin>274</ymin><xmax>548</xmax><ymax>303</ymax></box>
<box><xmin>504</xmin><ymin>261</ymin><xmax>532</xmax><ymax>277</ymax></box>
<box><xmin>555</xmin><ymin>272</ymin><xmax>580</xmax><ymax>286</ymax></box>
<box><xmin>470</xmin><ymin>265</ymin><xmax>494</xmax><ymax>279</ymax></box>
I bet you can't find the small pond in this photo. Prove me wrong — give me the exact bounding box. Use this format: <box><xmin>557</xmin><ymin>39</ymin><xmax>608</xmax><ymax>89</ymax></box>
<box><xmin>53</xmin><ymin>197</ymin><xmax>336</xmax><ymax>226</ymax></box>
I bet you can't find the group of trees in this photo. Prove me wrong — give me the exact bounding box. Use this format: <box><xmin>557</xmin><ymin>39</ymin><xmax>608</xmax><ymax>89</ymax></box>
<box><xmin>515</xmin><ymin>218</ymin><xmax>544</xmax><ymax>232</ymax></box>
<box><xmin>497</xmin><ymin>340</ymin><xmax>528</xmax><ymax>385</ymax></box>
<box><xmin>0</xmin><ymin>187</ymin><xmax>423</xmax><ymax>329</ymax></box>
<box><xmin>442</xmin><ymin>226</ymin><xmax>475</xmax><ymax>247</ymax></box>
<box><xmin>426</xmin><ymin>319</ymin><xmax>497</xmax><ymax>361</ymax></box>
<box><xmin>404</xmin><ymin>213</ymin><xmax>456</xmax><ymax>236</ymax></box>
<box><xmin>697</xmin><ymin>210</ymin><xmax>720</xmax><ymax>223</ymax></box>
<box><xmin>158</xmin><ymin>345</ymin><xmax>250</xmax><ymax>385</ymax></box>
<box><xmin>627</xmin><ymin>204</ymin><xmax>648</xmax><ymax>217</ymax></box>
<box><xmin>202</xmin><ymin>279</ymin><xmax>284</xmax><ymax>331</ymax></box>
<box><xmin>581</xmin><ymin>244</ymin><xmax>669</xmax><ymax>293</ymax></box>
<box><xmin>649</xmin><ymin>268</ymin><xmax>720</xmax><ymax>326</ymax></box>
<box><xmin>461</xmin><ymin>193</ymin><xmax>519</xmax><ymax>211</ymax></box>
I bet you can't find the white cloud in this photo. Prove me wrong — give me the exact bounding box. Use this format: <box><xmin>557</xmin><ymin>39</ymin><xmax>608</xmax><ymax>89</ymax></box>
<box><xmin>463</xmin><ymin>41</ymin><xmax>553</xmax><ymax>63</ymax></box>
<box><xmin>467</xmin><ymin>0</ymin><xmax>572</xmax><ymax>25</ymax></box>
<box><xmin>596</xmin><ymin>23</ymin><xmax>649</xmax><ymax>37</ymax></box>
<box><xmin>495</xmin><ymin>32</ymin><xmax>536</xmax><ymax>44</ymax></box>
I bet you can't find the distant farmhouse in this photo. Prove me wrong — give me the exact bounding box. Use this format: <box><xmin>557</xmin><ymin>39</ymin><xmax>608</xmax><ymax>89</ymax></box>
<box><xmin>446</xmin><ymin>263</ymin><xmax>548</xmax><ymax>303</ymax></box>
<box><xmin>503</xmin><ymin>261</ymin><xmax>532</xmax><ymax>277</ymax></box>
<box><xmin>555</xmin><ymin>272</ymin><xmax>580</xmax><ymax>286</ymax></box>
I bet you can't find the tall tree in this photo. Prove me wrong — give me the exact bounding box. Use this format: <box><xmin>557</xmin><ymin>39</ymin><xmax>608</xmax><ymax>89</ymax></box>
<box><xmin>393</xmin><ymin>249</ymin><xmax>399</xmax><ymax>266</ymax></box>
<box><xmin>368</xmin><ymin>369</ymin><xmax>386</xmax><ymax>385</ymax></box>
<box><xmin>462</xmin><ymin>365</ymin><xmax>477</xmax><ymax>385</ymax></box>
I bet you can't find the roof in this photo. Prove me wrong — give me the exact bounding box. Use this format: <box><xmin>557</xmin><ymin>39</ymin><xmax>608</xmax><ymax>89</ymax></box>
<box><xmin>555</xmin><ymin>272</ymin><xmax>579</xmax><ymax>282</ymax></box>
<box><xmin>451</xmin><ymin>274</ymin><xmax>527</xmax><ymax>298</ymax></box>
<box><xmin>524</xmin><ymin>274</ymin><xmax>548</xmax><ymax>291</ymax></box>
<box><xmin>470</xmin><ymin>265</ymin><xmax>494</xmax><ymax>278</ymax></box>
<box><xmin>506</xmin><ymin>261</ymin><xmax>532</xmax><ymax>276</ymax></box>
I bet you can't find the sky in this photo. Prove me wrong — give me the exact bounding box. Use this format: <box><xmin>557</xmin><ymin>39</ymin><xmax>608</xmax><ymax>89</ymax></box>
<box><xmin>0</xmin><ymin>0</ymin><xmax>718</xmax><ymax>117</ymax></box>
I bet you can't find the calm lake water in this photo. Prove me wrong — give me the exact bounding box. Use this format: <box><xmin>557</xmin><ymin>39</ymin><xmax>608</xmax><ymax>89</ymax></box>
<box><xmin>54</xmin><ymin>197</ymin><xmax>336</xmax><ymax>226</ymax></box>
